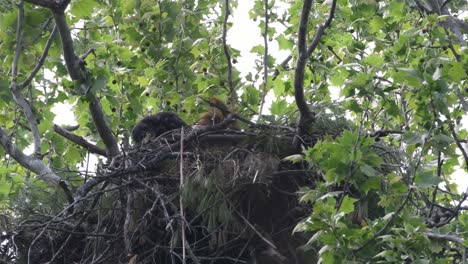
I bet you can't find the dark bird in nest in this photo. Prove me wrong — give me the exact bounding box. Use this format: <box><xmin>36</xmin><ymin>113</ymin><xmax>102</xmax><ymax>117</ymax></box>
<box><xmin>132</xmin><ymin>112</ymin><xmax>187</xmax><ymax>144</ymax></box>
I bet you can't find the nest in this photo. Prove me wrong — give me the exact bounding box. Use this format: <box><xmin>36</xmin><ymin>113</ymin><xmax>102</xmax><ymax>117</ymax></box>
<box><xmin>8</xmin><ymin>124</ymin><xmax>320</xmax><ymax>264</ymax></box>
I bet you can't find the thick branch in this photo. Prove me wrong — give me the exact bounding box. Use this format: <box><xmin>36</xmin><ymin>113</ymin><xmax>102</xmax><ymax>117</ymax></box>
<box><xmin>52</xmin><ymin>12</ymin><xmax>83</xmax><ymax>80</ymax></box>
<box><xmin>89</xmin><ymin>96</ymin><xmax>120</xmax><ymax>156</ymax></box>
<box><xmin>51</xmin><ymin>11</ymin><xmax>120</xmax><ymax>156</ymax></box>
<box><xmin>426</xmin><ymin>232</ymin><xmax>467</xmax><ymax>248</ymax></box>
<box><xmin>53</xmin><ymin>124</ymin><xmax>108</xmax><ymax>157</ymax></box>
<box><xmin>24</xmin><ymin>0</ymin><xmax>70</xmax><ymax>13</ymax></box>
<box><xmin>294</xmin><ymin>0</ymin><xmax>315</xmax><ymax>123</ymax></box>
<box><xmin>10</xmin><ymin>91</ymin><xmax>42</xmax><ymax>158</ymax></box>
<box><xmin>0</xmin><ymin>127</ymin><xmax>60</xmax><ymax>187</ymax></box>
<box><xmin>294</xmin><ymin>0</ymin><xmax>338</xmax><ymax>128</ymax></box>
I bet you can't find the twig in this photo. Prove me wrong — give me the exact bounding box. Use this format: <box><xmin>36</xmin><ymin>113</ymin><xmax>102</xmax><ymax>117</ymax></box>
<box><xmin>272</xmin><ymin>55</ymin><xmax>292</xmax><ymax>81</ymax></box>
<box><xmin>258</xmin><ymin>0</ymin><xmax>269</xmax><ymax>118</ymax></box>
<box><xmin>11</xmin><ymin>0</ymin><xmax>24</xmax><ymax>84</ymax></box>
<box><xmin>53</xmin><ymin>124</ymin><xmax>108</xmax><ymax>156</ymax></box>
<box><xmin>235</xmin><ymin>209</ymin><xmax>277</xmax><ymax>250</ymax></box>
<box><xmin>306</xmin><ymin>0</ymin><xmax>337</xmax><ymax>57</ymax></box>
<box><xmin>80</xmin><ymin>48</ymin><xmax>96</xmax><ymax>61</ymax></box>
<box><xmin>19</xmin><ymin>25</ymin><xmax>58</xmax><ymax>89</ymax></box>
<box><xmin>179</xmin><ymin>127</ymin><xmax>186</xmax><ymax>263</ymax></box>
<box><xmin>222</xmin><ymin>0</ymin><xmax>235</xmax><ymax>107</ymax></box>
<box><xmin>369</xmin><ymin>130</ymin><xmax>404</xmax><ymax>138</ymax></box>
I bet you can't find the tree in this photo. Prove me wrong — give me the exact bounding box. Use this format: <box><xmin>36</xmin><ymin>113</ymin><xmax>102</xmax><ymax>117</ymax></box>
<box><xmin>0</xmin><ymin>0</ymin><xmax>467</xmax><ymax>263</ymax></box>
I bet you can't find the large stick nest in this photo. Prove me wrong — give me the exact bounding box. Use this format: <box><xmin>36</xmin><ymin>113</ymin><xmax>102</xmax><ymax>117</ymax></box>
<box><xmin>8</xmin><ymin>124</ymin><xmax>321</xmax><ymax>264</ymax></box>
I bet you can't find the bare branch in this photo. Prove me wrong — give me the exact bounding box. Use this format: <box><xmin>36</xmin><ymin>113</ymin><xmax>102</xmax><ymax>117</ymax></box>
<box><xmin>53</xmin><ymin>124</ymin><xmax>108</xmax><ymax>157</ymax></box>
<box><xmin>222</xmin><ymin>0</ymin><xmax>236</xmax><ymax>108</ymax></box>
<box><xmin>426</xmin><ymin>232</ymin><xmax>467</xmax><ymax>248</ymax></box>
<box><xmin>0</xmin><ymin>127</ymin><xmax>60</xmax><ymax>187</ymax></box>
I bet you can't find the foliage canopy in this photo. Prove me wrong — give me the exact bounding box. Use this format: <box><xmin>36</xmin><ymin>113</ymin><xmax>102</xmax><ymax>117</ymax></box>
<box><xmin>0</xmin><ymin>0</ymin><xmax>467</xmax><ymax>263</ymax></box>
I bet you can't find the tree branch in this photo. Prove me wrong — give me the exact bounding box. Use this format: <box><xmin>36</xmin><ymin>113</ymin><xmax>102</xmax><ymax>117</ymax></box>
<box><xmin>294</xmin><ymin>0</ymin><xmax>315</xmax><ymax>125</ymax></box>
<box><xmin>306</xmin><ymin>0</ymin><xmax>337</xmax><ymax>57</ymax></box>
<box><xmin>222</xmin><ymin>0</ymin><xmax>236</xmax><ymax>108</ymax></box>
<box><xmin>426</xmin><ymin>232</ymin><xmax>467</xmax><ymax>248</ymax></box>
<box><xmin>53</xmin><ymin>124</ymin><xmax>108</xmax><ymax>157</ymax></box>
<box><xmin>24</xmin><ymin>0</ymin><xmax>70</xmax><ymax>13</ymax></box>
<box><xmin>10</xmin><ymin>0</ymin><xmax>42</xmax><ymax>158</ymax></box>
<box><xmin>258</xmin><ymin>0</ymin><xmax>269</xmax><ymax>118</ymax></box>
<box><xmin>51</xmin><ymin>11</ymin><xmax>120</xmax><ymax>156</ymax></box>
<box><xmin>0</xmin><ymin>127</ymin><xmax>60</xmax><ymax>187</ymax></box>
<box><xmin>19</xmin><ymin>25</ymin><xmax>57</xmax><ymax>89</ymax></box>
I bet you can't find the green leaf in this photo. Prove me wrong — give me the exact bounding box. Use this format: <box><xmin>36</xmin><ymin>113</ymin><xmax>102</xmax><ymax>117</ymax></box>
<box><xmin>447</xmin><ymin>61</ymin><xmax>467</xmax><ymax>82</ymax></box>
<box><xmin>388</xmin><ymin>1</ymin><xmax>405</xmax><ymax>22</ymax></box>
<box><xmin>270</xmin><ymin>99</ymin><xmax>287</xmax><ymax>115</ymax></box>
<box><xmin>369</xmin><ymin>16</ymin><xmax>385</xmax><ymax>33</ymax></box>
<box><xmin>121</xmin><ymin>0</ymin><xmax>137</xmax><ymax>15</ymax></box>
<box><xmin>415</xmin><ymin>170</ymin><xmax>442</xmax><ymax>187</ymax></box>
<box><xmin>71</xmin><ymin>0</ymin><xmax>99</xmax><ymax>17</ymax></box>
<box><xmin>362</xmin><ymin>177</ymin><xmax>381</xmax><ymax>193</ymax></box>
<box><xmin>340</xmin><ymin>196</ymin><xmax>357</xmax><ymax>214</ymax></box>
<box><xmin>91</xmin><ymin>75</ymin><xmax>107</xmax><ymax>93</ymax></box>
<box><xmin>0</xmin><ymin>179</ymin><xmax>10</xmax><ymax>197</ymax></box>
<box><xmin>276</xmin><ymin>34</ymin><xmax>293</xmax><ymax>50</ymax></box>
<box><xmin>330</xmin><ymin>68</ymin><xmax>349</xmax><ymax>87</ymax></box>
<box><xmin>363</xmin><ymin>54</ymin><xmax>384</xmax><ymax>67</ymax></box>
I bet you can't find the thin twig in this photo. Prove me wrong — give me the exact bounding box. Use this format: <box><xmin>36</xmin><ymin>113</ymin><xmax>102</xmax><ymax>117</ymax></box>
<box><xmin>258</xmin><ymin>0</ymin><xmax>269</xmax><ymax>118</ymax></box>
<box><xmin>19</xmin><ymin>25</ymin><xmax>57</xmax><ymax>89</ymax></box>
<box><xmin>222</xmin><ymin>0</ymin><xmax>235</xmax><ymax>107</ymax></box>
<box><xmin>11</xmin><ymin>0</ymin><xmax>24</xmax><ymax>84</ymax></box>
<box><xmin>179</xmin><ymin>127</ymin><xmax>186</xmax><ymax>263</ymax></box>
